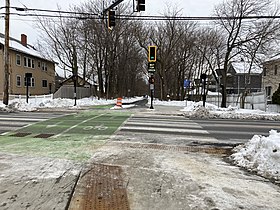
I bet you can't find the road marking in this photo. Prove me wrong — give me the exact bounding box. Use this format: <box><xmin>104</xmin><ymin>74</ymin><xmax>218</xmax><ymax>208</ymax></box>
<box><xmin>54</xmin><ymin>113</ymin><xmax>106</xmax><ymax>137</ymax></box>
<box><xmin>94</xmin><ymin>124</ymin><xmax>108</xmax><ymax>131</ymax></box>
<box><xmin>1</xmin><ymin>132</ymin><xmax>10</xmax><ymax>136</ymax></box>
<box><xmin>83</xmin><ymin>126</ymin><xmax>93</xmax><ymax>131</ymax></box>
<box><xmin>46</xmin><ymin>121</ymin><xmax>63</xmax><ymax>128</ymax></box>
<box><xmin>120</xmin><ymin>126</ymin><xmax>209</xmax><ymax>134</ymax></box>
<box><xmin>125</xmin><ymin>121</ymin><xmax>202</xmax><ymax>129</ymax></box>
<box><xmin>0</xmin><ymin>117</ymin><xmax>45</xmax><ymax>122</ymax></box>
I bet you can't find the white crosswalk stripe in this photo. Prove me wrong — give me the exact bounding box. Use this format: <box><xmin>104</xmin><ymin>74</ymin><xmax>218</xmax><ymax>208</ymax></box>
<box><xmin>115</xmin><ymin>114</ymin><xmax>219</xmax><ymax>144</ymax></box>
<box><xmin>121</xmin><ymin>126</ymin><xmax>209</xmax><ymax>134</ymax></box>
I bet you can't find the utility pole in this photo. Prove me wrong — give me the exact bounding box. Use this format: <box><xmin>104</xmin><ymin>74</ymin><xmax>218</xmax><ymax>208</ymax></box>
<box><xmin>3</xmin><ymin>0</ymin><xmax>10</xmax><ymax>105</ymax></box>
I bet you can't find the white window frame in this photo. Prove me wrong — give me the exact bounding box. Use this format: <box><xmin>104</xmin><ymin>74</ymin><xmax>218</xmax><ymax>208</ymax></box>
<box><xmin>42</xmin><ymin>62</ymin><xmax>47</xmax><ymax>71</ymax></box>
<box><xmin>24</xmin><ymin>77</ymin><xmax>35</xmax><ymax>87</ymax></box>
<box><xmin>23</xmin><ymin>57</ymin><xmax>35</xmax><ymax>68</ymax></box>
<box><xmin>42</xmin><ymin>80</ymin><xmax>48</xmax><ymax>88</ymax></box>
<box><xmin>16</xmin><ymin>75</ymin><xmax>21</xmax><ymax>87</ymax></box>
<box><xmin>24</xmin><ymin>57</ymin><xmax>27</xmax><ymax>67</ymax></box>
<box><xmin>27</xmin><ymin>58</ymin><xmax>31</xmax><ymax>68</ymax></box>
<box><xmin>16</xmin><ymin>54</ymin><xmax>21</xmax><ymax>66</ymax></box>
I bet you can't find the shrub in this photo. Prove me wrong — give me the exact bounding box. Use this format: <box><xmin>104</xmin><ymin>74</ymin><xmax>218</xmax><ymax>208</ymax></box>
<box><xmin>272</xmin><ymin>83</ymin><xmax>280</xmax><ymax>105</ymax></box>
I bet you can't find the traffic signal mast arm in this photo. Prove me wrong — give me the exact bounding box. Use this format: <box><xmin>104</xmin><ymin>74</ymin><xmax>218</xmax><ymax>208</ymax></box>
<box><xmin>103</xmin><ymin>0</ymin><xmax>124</xmax><ymax>14</ymax></box>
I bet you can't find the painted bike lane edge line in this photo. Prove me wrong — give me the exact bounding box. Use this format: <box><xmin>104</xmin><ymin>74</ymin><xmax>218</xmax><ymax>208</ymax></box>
<box><xmin>53</xmin><ymin>113</ymin><xmax>107</xmax><ymax>138</ymax></box>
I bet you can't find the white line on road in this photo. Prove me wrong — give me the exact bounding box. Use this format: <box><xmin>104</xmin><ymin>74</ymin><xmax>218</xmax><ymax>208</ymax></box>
<box><xmin>53</xmin><ymin>113</ymin><xmax>106</xmax><ymax>138</ymax></box>
<box><xmin>125</xmin><ymin>121</ymin><xmax>202</xmax><ymax>129</ymax></box>
<box><xmin>120</xmin><ymin>126</ymin><xmax>209</xmax><ymax>134</ymax></box>
<box><xmin>0</xmin><ymin>117</ymin><xmax>45</xmax><ymax>121</ymax></box>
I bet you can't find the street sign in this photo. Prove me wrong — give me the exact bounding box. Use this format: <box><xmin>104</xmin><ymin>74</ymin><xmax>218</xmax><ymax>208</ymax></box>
<box><xmin>184</xmin><ymin>79</ymin><xmax>191</xmax><ymax>89</ymax></box>
<box><xmin>148</xmin><ymin>62</ymin><xmax>156</xmax><ymax>73</ymax></box>
<box><xmin>148</xmin><ymin>62</ymin><xmax>156</xmax><ymax>69</ymax></box>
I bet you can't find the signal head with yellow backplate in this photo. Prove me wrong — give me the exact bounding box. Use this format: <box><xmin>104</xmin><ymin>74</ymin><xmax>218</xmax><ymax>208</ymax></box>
<box><xmin>148</xmin><ymin>46</ymin><xmax>157</xmax><ymax>62</ymax></box>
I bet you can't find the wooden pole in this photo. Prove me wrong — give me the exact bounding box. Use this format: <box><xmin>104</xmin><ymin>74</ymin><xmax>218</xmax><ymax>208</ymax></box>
<box><xmin>3</xmin><ymin>0</ymin><xmax>10</xmax><ymax>105</ymax></box>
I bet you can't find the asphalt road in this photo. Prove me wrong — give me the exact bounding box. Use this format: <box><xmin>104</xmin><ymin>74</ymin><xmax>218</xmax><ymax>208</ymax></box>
<box><xmin>1</xmin><ymin>109</ymin><xmax>280</xmax><ymax>146</ymax></box>
<box><xmin>115</xmin><ymin>110</ymin><xmax>280</xmax><ymax>147</ymax></box>
<box><xmin>193</xmin><ymin>118</ymin><xmax>280</xmax><ymax>143</ymax></box>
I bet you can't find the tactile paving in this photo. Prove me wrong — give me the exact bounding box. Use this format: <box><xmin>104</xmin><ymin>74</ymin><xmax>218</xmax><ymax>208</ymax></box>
<box><xmin>69</xmin><ymin>163</ymin><xmax>130</xmax><ymax>210</ymax></box>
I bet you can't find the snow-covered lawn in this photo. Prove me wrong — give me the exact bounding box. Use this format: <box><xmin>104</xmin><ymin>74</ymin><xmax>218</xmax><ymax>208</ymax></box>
<box><xmin>1</xmin><ymin>97</ymin><xmax>279</xmax><ymax>180</ymax></box>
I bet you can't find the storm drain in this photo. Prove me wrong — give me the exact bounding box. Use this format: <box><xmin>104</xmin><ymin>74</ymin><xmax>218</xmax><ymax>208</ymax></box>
<box><xmin>10</xmin><ymin>132</ymin><xmax>31</xmax><ymax>137</ymax></box>
<box><xmin>33</xmin><ymin>133</ymin><xmax>55</xmax><ymax>138</ymax></box>
<box><xmin>68</xmin><ymin>164</ymin><xmax>130</xmax><ymax>210</ymax></box>
<box><xmin>109</xmin><ymin>142</ymin><xmax>233</xmax><ymax>155</ymax></box>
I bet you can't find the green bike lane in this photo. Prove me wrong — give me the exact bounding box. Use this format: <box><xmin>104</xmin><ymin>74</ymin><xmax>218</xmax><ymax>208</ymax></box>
<box><xmin>0</xmin><ymin>110</ymin><xmax>131</xmax><ymax>161</ymax></box>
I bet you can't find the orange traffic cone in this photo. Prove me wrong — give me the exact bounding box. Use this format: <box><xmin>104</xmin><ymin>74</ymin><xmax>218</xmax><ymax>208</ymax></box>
<box><xmin>116</xmin><ymin>97</ymin><xmax>122</xmax><ymax>108</ymax></box>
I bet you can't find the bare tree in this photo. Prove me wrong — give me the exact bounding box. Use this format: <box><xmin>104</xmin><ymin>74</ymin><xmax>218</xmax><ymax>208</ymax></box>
<box><xmin>214</xmin><ymin>0</ymin><xmax>279</xmax><ymax>107</ymax></box>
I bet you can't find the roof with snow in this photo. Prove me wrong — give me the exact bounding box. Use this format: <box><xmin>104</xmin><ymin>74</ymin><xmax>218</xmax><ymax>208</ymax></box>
<box><xmin>264</xmin><ymin>53</ymin><xmax>280</xmax><ymax>63</ymax></box>
<box><xmin>231</xmin><ymin>62</ymin><xmax>263</xmax><ymax>74</ymax></box>
<box><xmin>0</xmin><ymin>33</ymin><xmax>54</xmax><ymax>63</ymax></box>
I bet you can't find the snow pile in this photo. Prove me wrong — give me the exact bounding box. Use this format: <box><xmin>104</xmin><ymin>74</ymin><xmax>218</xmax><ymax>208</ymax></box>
<box><xmin>182</xmin><ymin>101</ymin><xmax>280</xmax><ymax>120</ymax></box>
<box><xmin>0</xmin><ymin>97</ymin><xmax>143</xmax><ymax>112</ymax></box>
<box><xmin>231</xmin><ymin>130</ymin><xmax>280</xmax><ymax>180</ymax></box>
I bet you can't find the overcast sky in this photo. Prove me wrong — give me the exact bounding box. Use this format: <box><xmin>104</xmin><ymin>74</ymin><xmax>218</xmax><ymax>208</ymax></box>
<box><xmin>0</xmin><ymin>0</ymin><xmax>223</xmax><ymax>45</ymax></box>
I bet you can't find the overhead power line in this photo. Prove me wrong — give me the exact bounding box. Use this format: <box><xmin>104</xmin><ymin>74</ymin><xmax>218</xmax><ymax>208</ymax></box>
<box><xmin>4</xmin><ymin>13</ymin><xmax>280</xmax><ymax>21</ymax></box>
<box><xmin>1</xmin><ymin>6</ymin><xmax>280</xmax><ymax>21</ymax></box>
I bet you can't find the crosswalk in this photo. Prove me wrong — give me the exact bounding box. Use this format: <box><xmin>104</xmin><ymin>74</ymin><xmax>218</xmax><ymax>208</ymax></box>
<box><xmin>0</xmin><ymin>112</ymin><xmax>65</xmax><ymax>135</ymax></box>
<box><xmin>114</xmin><ymin>114</ymin><xmax>220</xmax><ymax>146</ymax></box>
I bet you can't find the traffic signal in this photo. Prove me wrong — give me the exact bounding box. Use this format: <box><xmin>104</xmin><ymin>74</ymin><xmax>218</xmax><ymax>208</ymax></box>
<box><xmin>136</xmin><ymin>0</ymin><xmax>145</xmax><ymax>12</ymax></box>
<box><xmin>149</xmin><ymin>75</ymin><xmax>155</xmax><ymax>84</ymax></box>
<box><xmin>148</xmin><ymin>46</ymin><xmax>156</xmax><ymax>62</ymax></box>
<box><xmin>108</xmin><ymin>10</ymin><xmax>116</xmax><ymax>29</ymax></box>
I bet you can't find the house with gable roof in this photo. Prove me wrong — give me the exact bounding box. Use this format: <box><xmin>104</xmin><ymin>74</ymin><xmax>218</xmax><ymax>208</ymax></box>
<box><xmin>224</xmin><ymin>61</ymin><xmax>263</xmax><ymax>94</ymax></box>
<box><xmin>0</xmin><ymin>33</ymin><xmax>56</xmax><ymax>98</ymax></box>
<box><xmin>262</xmin><ymin>54</ymin><xmax>280</xmax><ymax>103</ymax></box>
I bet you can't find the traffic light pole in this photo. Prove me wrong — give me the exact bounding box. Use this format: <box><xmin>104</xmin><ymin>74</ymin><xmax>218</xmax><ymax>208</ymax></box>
<box><xmin>150</xmin><ymin>84</ymin><xmax>154</xmax><ymax>109</ymax></box>
<box><xmin>148</xmin><ymin>46</ymin><xmax>157</xmax><ymax>109</ymax></box>
<box><xmin>149</xmin><ymin>74</ymin><xmax>155</xmax><ymax>109</ymax></box>
<box><xmin>201</xmin><ymin>73</ymin><xmax>207</xmax><ymax>107</ymax></box>
<box><xmin>25</xmin><ymin>73</ymin><xmax>32</xmax><ymax>104</ymax></box>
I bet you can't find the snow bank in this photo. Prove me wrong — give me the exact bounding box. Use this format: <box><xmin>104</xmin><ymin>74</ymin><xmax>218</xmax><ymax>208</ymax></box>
<box><xmin>231</xmin><ymin>130</ymin><xmax>280</xmax><ymax>180</ymax></box>
<box><xmin>181</xmin><ymin>101</ymin><xmax>280</xmax><ymax>120</ymax></box>
<box><xmin>0</xmin><ymin>97</ymin><xmax>143</xmax><ymax>112</ymax></box>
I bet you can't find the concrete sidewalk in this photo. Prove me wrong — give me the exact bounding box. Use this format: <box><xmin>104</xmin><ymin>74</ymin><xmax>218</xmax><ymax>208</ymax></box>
<box><xmin>84</xmin><ymin>140</ymin><xmax>280</xmax><ymax>210</ymax></box>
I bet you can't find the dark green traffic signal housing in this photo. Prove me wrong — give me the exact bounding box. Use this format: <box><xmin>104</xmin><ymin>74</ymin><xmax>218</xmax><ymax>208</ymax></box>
<box><xmin>136</xmin><ymin>0</ymin><xmax>145</xmax><ymax>12</ymax></box>
<box><xmin>108</xmin><ymin>10</ymin><xmax>116</xmax><ymax>29</ymax></box>
<box><xmin>148</xmin><ymin>46</ymin><xmax>156</xmax><ymax>62</ymax></box>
